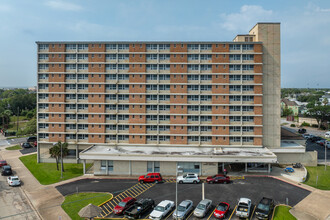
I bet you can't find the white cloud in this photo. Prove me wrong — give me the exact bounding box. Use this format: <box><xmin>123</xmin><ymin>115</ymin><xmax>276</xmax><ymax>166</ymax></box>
<box><xmin>45</xmin><ymin>1</ymin><xmax>82</xmax><ymax>11</ymax></box>
<box><xmin>307</xmin><ymin>3</ymin><xmax>330</xmax><ymax>13</ymax></box>
<box><xmin>221</xmin><ymin>5</ymin><xmax>273</xmax><ymax>32</ymax></box>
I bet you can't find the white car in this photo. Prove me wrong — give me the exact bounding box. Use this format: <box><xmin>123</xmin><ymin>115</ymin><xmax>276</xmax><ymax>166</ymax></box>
<box><xmin>149</xmin><ymin>200</ymin><xmax>175</xmax><ymax>220</ymax></box>
<box><xmin>325</xmin><ymin>141</ymin><xmax>330</xmax><ymax>149</ymax></box>
<box><xmin>177</xmin><ymin>173</ymin><xmax>200</xmax><ymax>184</ymax></box>
<box><xmin>236</xmin><ymin>198</ymin><xmax>251</xmax><ymax>218</ymax></box>
<box><xmin>7</xmin><ymin>176</ymin><xmax>21</xmax><ymax>186</ymax></box>
<box><xmin>302</xmin><ymin>134</ymin><xmax>311</xmax><ymax>139</ymax></box>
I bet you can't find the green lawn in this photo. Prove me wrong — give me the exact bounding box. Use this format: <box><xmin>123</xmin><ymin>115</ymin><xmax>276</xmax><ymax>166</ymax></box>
<box><xmin>273</xmin><ymin>205</ymin><xmax>296</xmax><ymax>220</ymax></box>
<box><xmin>19</xmin><ymin>154</ymin><xmax>85</xmax><ymax>185</ymax></box>
<box><xmin>304</xmin><ymin>165</ymin><xmax>330</xmax><ymax>190</ymax></box>
<box><xmin>62</xmin><ymin>193</ymin><xmax>112</xmax><ymax>220</ymax></box>
<box><xmin>5</xmin><ymin>145</ymin><xmax>22</xmax><ymax>150</ymax></box>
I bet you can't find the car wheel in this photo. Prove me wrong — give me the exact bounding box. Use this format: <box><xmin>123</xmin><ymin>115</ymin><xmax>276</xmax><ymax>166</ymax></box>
<box><xmin>193</xmin><ymin>180</ymin><xmax>197</xmax><ymax>184</ymax></box>
<box><xmin>155</xmin><ymin>180</ymin><xmax>159</xmax><ymax>184</ymax></box>
<box><xmin>210</xmin><ymin>181</ymin><xmax>214</xmax><ymax>184</ymax></box>
<box><xmin>224</xmin><ymin>181</ymin><xmax>227</xmax><ymax>184</ymax></box>
<box><xmin>179</xmin><ymin>180</ymin><xmax>183</xmax><ymax>184</ymax></box>
<box><xmin>140</xmin><ymin>180</ymin><xmax>144</xmax><ymax>184</ymax></box>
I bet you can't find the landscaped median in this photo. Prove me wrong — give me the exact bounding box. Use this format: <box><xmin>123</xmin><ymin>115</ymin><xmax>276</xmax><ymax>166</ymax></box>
<box><xmin>272</xmin><ymin>205</ymin><xmax>296</xmax><ymax>220</ymax></box>
<box><xmin>5</xmin><ymin>145</ymin><xmax>22</xmax><ymax>150</ymax></box>
<box><xmin>62</xmin><ymin>192</ymin><xmax>112</xmax><ymax>220</ymax></box>
<box><xmin>19</xmin><ymin>154</ymin><xmax>87</xmax><ymax>185</ymax></box>
<box><xmin>304</xmin><ymin>165</ymin><xmax>330</xmax><ymax>190</ymax></box>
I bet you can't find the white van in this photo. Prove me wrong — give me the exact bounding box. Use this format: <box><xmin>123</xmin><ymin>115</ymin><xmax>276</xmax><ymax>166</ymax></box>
<box><xmin>325</xmin><ymin>131</ymin><xmax>330</xmax><ymax>138</ymax></box>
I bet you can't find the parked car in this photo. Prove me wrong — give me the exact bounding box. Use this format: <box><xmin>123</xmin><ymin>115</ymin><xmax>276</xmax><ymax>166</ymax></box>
<box><xmin>284</xmin><ymin>167</ymin><xmax>295</xmax><ymax>173</ymax></box>
<box><xmin>206</xmin><ymin>174</ymin><xmax>230</xmax><ymax>184</ymax></box>
<box><xmin>124</xmin><ymin>198</ymin><xmax>155</xmax><ymax>219</ymax></box>
<box><xmin>149</xmin><ymin>200</ymin><xmax>175</xmax><ymax>220</ymax></box>
<box><xmin>193</xmin><ymin>199</ymin><xmax>212</xmax><ymax>218</ymax></box>
<box><xmin>113</xmin><ymin>197</ymin><xmax>137</xmax><ymax>215</ymax></box>
<box><xmin>7</xmin><ymin>176</ymin><xmax>21</xmax><ymax>186</ymax></box>
<box><xmin>302</xmin><ymin>134</ymin><xmax>311</xmax><ymax>139</ymax></box>
<box><xmin>213</xmin><ymin>202</ymin><xmax>230</xmax><ymax>219</ymax></box>
<box><xmin>325</xmin><ymin>141</ymin><xmax>330</xmax><ymax>149</ymax></box>
<box><xmin>22</xmin><ymin>142</ymin><xmax>32</xmax><ymax>148</ymax></box>
<box><xmin>173</xmin><ymin>200</ymin><xmax>194</xmax><ymax>220</ymax></box>
<box><xmin>1</xmin><ymin>165</ymin><xmax>13</xmax><ymax>176</ymax></box>
<box><xmin>0</xmin><ymin>160</ymin><xmax>7</xmax><ymax>167</ymax></box>
<box><xmin>33</xmin><ymin>140</ymin><xmax>37</xmax><ymax>147</ymax></box>
<box><xmin>138</xmin><ymin>173</ymin><xmax>163</xmax><ymax>184</ymax></box>
<box><xmin>325</xmin><ymin>131</ymin><xmax>330</xmax><ymax>138</ymax></box>
<box><xmin>235</xmin><ymin>198</ymin><xmax>251</xmax><ymax>218</ymax></box>
<box><xmin>26</xmin><ymin>136</ymin><xmax>37</xmax><ymax>143</ymax></box>
<box><xmin>298</xmin><ymin>128</ymin><xmax>306</xmax><ymax>134</ymax></box>
<box><xmin>177</xmin><ymin>173</ymin><xmax>200</xmax><ymax>184</ymax></box>
<box><xmin>316</xmin><ymin>139</ymin><xmax>327</xmax><ymax>146</ymax></box>
<box><xmin>308</xmin><ymin>136</ymin><xmax>323</xmax><ymax>142</ymax></box>
<box><xmin>255</xmin><ymin>197</ymin><xmax>274</xmax><ymax>219</ymax></box>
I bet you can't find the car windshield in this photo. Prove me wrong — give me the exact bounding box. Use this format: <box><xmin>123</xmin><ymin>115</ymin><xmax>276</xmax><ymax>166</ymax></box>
<box><xmin>12</xmin><ymin>177</ymin><xmax>19</xmax><ymax>181</ymax></box>
<box><xmin>155</xmin><ymin>206</ymin><xmax>165</xmax><ymax>212</ymax></box>
<box><xmin>177</xmin><ymin>205</ymin><xmax>186</xmax><ymax>212</ymax></box>
<box><xmin>217</xmin><ymin>204</ymin><xmax>227</xmax><ymax>211</ymax></box>
<box><xmin>183</xmin><ymin>174</ymin><xmax>187</xmax><ymax>178</ymax></box>
<box><xmin>257</xmin><ymin>203</ymin><xmax>269</xmax><ymax>212</ymax></box>
<box><xmin>196</xmin><ymin>204</ymin><xmax>206</xmax><ymax>210</ymax></box>
<box><xmin>118</xmin><ymin>202</ymin><xmax>126</xmax><ymax>207</ymax></box>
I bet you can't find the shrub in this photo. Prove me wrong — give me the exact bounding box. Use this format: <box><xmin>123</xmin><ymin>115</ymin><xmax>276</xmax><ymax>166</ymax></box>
<box><xmin>301</xmin><ymin>122</ymin><xmax>310</xmax><ymax>127</ymax></box>
<box><xmin>311</xmin><ymin>124</ymin><xmax>318</xmax><ymax>128</ymax></box>
<box><xmin>290</xmin><ymin>124</ymin><xmax>296</xmax><ymax>127</ymax></box>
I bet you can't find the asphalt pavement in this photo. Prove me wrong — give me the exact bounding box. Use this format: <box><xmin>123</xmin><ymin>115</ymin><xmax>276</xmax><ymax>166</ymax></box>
<box><xmin>306</xmin><ymin>140</ymin><xmax>330</xmax><ymax>160</ymax></box>
<box><xmin>56</xmin><ymin>177</ymin><xmax>311</xmax><ymax>220</ymax></box>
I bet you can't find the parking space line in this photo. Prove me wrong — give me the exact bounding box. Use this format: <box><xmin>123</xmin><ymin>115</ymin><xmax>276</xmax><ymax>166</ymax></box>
<box><xmin>134</xmin><ymin>186</ymin><xmax>143</xmax><ymax>194</ymax></box>
<box><xmin>207</xmin><ymin>208</ymin><xmax>216</xmax><ymax>220</ymax></box>
<box><xmin>186</xmin><ymin>210</ymin><xmax>194</xmax><ymax>219</ymax></box>
<box><xmin>138</xmin><ymin>184</ymin><xmax>148</xmax><ymax>191</ymax></box>
<box><xmin>127</xmin><ymin>189</ymin><xmax>137</xmax><ymax>197</ymax></box>
<box><xmin>164</xmin><ymin>209</ymin><xmax>175</xmax><ymax>220</ymax></box>
<box><xmin>228</xmin><ymin>205</ymin><xmax>237</xmax><ymax>220</ymax></box>
<box><xmin>249</xmin><ymin>205</ymin><xmax>256</xmax><ymax>220</ymax></box>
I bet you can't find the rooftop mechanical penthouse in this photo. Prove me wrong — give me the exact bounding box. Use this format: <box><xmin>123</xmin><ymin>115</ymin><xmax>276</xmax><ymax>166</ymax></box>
<box><xmin>36</xmin><ymin>23</ymin><xmax>281</xmax><ymax>175</ymax></box>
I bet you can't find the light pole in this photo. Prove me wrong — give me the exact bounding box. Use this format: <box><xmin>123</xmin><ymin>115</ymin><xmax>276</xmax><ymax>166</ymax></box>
<box><xmin>61</xmin><ymin>143</ymin><xmax>63</xmax><ymax>179</ymax></box>
<box><xmin>176</xmin><ymin>165</ymin><xmax>183</xmax><ymax>219</ymax></box>
<box><xmin>325</xmin><ymin>144</ymin><xmax>327</xmax><ymax>171</ymax></box>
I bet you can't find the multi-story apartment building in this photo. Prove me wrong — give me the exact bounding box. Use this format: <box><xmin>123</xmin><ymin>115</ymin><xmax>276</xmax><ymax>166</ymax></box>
<box><xmin>36</xmin><ymin>23</ymin><xmax>281</xmax><ymax>175</ymax></box>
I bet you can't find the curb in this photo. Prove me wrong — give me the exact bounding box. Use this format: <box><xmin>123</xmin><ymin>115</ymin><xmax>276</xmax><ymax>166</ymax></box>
<box><xmin>271</xmin><ymin>204</ymin><xmax>292</xmax><ymax>220</ymax></box>
<box><xmin>98</xmin><ymin>193</ymin><xmax>114</xmax><ymax>206</ymax></box>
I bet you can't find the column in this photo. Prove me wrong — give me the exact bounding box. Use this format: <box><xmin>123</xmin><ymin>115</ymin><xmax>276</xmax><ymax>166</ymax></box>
<box><xmin>268</xmin><ymin>163</ymin><xmax>271</xmax><ymax>174</ymax></box>
<box><xmin>222</xmin><ymin>162</ymin><xmax>225</xmax><ymax>172</ymax></box>
<box><xmin>83</xmin><ymin>159</ymin><xmax>86</xmax><ymax>174</ymax></box>
<box><xmin>129</xmin><ymin>161</ymin><xmax>132</xmax><ymax>176</ymax></box>
<box><xmin>106</xmin><ymin>160</ymin><xmax>109</xmax><ymax>175</ymax></box>
<box><xmin>245</xmin><ymin>163</ymin><xmax>248</xmax><ymax>172</ymax></box>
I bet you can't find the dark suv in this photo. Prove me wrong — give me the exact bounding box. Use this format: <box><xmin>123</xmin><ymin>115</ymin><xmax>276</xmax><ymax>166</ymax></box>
<box><xmin>255</xmin><ymin>197</ymin><xmax>274</xmax><ymax>219</ymax></box>
<box><xmin>27</xmin><ymin>136</ymin><xmax>37</xmax><ymax>143</ymax></box>
<box><xmin>1</xmin><ymin>165</ymin><xmax>13</xmax><ymax>176</ymax></box>
<box><xmin>298</xmin><ymin>128</ymin><xmax>306</xmax><ymax>134</ymax></box>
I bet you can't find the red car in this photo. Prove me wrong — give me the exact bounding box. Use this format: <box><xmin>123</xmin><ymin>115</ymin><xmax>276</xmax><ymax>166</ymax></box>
<box><xmin>113</xmin><ymin>197</ymin><xmax>136</xmax><ymax>215</ymax></box>
<box><xmin>206</xmin><ymin>174</ymin><xmax>230</xmax><ymax>184</ymax></box>
<box><xmin>213</xmin><ymin>202</ymin><xmax>230</xmax><ymax>219</ymax></box>
<box><xmin>0</xmin><ymin>160</ymin><xmax>8</xmax><ymax>167</ymax></box>
<box><xmin>138</xmin><ymin>173</ymin><xmax>163</xmax><ymax>183</ymax></box>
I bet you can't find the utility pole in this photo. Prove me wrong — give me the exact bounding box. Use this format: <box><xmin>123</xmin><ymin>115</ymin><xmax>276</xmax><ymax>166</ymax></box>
<box><xmin>16</xmin><ymin>107</ymin><xmax>19</xmax><ymax>137</ymax></box>
<box><xmin>61</xmin><ymin>143</ymin><xmax>63</xmax><ymax>179</ymax></box>
<box><xmin>325</xmin><ymin>144</ymin><xmax>327</xmax><ymax>171</ymax></box>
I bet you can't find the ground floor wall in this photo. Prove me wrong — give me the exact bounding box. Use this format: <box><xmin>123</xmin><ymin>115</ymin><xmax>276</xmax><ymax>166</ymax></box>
<box><xmin>275</xmin><ymin>151</ymin><xmax>317</xmax><ymax>166</ymax></box>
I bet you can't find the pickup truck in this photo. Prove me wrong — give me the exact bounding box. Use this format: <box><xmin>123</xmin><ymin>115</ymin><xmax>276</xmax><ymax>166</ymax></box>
<box><xmin>124</xmin><ymin>198</ymin><xmax>155</xmax><ymax>219</ymax></box>
<box><xmin>235</xmin><ymin>198</ymin><xmax>251</xmax><ymax>218</ymax></box>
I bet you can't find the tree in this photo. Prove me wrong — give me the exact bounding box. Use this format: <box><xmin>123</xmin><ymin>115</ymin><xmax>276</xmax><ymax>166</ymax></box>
<box><xmin>49</xmin><ymin>141</ymin><xmax>69</xmax><ymax>171</ymax></box>
<box><xmin>323</xmin><ymin>98</ymin><xmax>329</xmax><ymax>106</ymax></box>
<box><xmin>307</xmin><ymin>105</ymin><xmax>330</xmax><ymax>129</ymax></box>
<box><xmin>282</xmin><ymin>107</ymin><xmax>293</xmax><ymax>117</ymax></box>
<box><xmin>0</xmin><ymin>110</ymin><xmax>12</xmax><ymax>129</ymax></box>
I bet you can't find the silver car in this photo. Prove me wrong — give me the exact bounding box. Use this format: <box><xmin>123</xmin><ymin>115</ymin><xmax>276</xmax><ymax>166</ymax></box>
<box><xmin>193</xmin><ymin>199</ymin><xmax>212</xmax><ymax>218</ymax></box>
<box><xmin>173</xmin><ymin>200</ymin><xmax>193</xmax><ymax>220</ymax></box>
<box><xmin>7</xmin><ymin>176</ymin><xmax>21</xmax><ymax>186</ymax></box>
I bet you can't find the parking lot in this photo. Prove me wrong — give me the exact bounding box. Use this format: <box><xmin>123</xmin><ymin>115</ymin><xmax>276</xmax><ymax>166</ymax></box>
<box><xmin>306</xmin><ymin>140</ymin><xmax>330</xmax><ymax>160</ymax></box>
<box><xmin>57</xmin><ymin>176</ymin><xmax>310</xmax><ymax>220</ymax></box>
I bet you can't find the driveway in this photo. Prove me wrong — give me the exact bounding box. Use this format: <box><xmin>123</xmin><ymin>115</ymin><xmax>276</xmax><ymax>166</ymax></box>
<box><xmin>306</xmin><ymin>140</ymin><xmax>330</xmax><ymax>161</ymax></box>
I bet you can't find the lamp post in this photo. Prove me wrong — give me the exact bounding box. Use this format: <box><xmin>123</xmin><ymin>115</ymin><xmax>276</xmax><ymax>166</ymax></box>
<box><xmin>325</xmin><ymin>143</ymin><xmax>327</xmax><ymax>171</ymax></box>
<box><xmin>61</xmin><ymin>143</ymin><xmax>63</xmax><ymax>179</ymax></box>
<box><xmin>176</xmin><ymin>165</ymin><xmax>183</xmax><ymax>219</ymax></box>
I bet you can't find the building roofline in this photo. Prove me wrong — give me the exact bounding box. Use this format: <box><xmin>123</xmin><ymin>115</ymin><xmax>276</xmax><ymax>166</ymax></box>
<box><xmin>35</xmin><ymin>41</ymin><xmax>263</xmax><ymax>44</ymax></box>
<box><xmin>249</xmin><ymin>22</ymin><xmax>281</xmax><ymax>33</ymax></box>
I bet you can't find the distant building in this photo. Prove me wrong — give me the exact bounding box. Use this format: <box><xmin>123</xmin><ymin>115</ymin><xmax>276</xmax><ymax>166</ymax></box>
<box><xmin>319</xmin><ymin>94</ymin><xmax>330</xmax><ymax>106</ymax></box>
<box><xmin>281</xmin><ymin>99</ymin><xmax>300</xmax><ymax>116</ymax></box>
<box><xmin>36</xmin><ymin>23</ymin><xmax>284</xmax><ymax>175</ymax></box>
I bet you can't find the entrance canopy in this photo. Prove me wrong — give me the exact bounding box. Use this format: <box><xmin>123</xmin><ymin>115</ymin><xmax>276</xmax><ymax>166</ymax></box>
<box><xmin>80</xmin><ymin>145</ymin><xmax>277</xmax><ymax>164</ymax></box>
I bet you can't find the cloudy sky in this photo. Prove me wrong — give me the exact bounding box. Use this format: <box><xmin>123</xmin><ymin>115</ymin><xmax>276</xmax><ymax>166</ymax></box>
<box><xmin>0</xmin><ymin>0</ymin><xmax>329</xmax><ymax>88</ymax></box>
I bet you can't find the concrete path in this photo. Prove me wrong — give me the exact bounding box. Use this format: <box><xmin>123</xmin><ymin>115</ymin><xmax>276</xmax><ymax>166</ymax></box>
<box><xmin>0</xmin><ymin>150</ymin><xmax>70</xmax><ymax>220</ymax></box>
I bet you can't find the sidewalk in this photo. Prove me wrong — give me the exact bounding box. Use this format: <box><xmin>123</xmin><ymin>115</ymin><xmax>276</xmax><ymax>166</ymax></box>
<box><xmin>0</xmin><ymin>150</ymin><xmax>70</xmax><ymax>220</ymax></box>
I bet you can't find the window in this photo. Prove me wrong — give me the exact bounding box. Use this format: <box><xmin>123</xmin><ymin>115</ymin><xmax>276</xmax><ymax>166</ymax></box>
<box><xmin>242</xmin><ymin>75</ymin><xmax>254</xmax><ymax>81</ymax></box>
<box><xmin>159</xmin><ymin>44</ymin><xmax>170</xmax><ymax>50</ymax></box>
<box><xmin>200</xmin><ymin>65</ymin><xmax>212</xmax><ymax>70</ymax></box>
<box><xmin>38</xmin><ymin>64</ymin><xmax>49</xmax><ymax>70</ymax></box>
<box><xmin>118</xmin><ymin>64</ymin><xmax>129</xmax><ymax>70</ymax></box>
<box><xmin>200</xmin><ymin>44</ymin><xmax>212</xmax><ymax>50</ymax></box>
<box><xmin>106</xmin><ymin>54</ymin><xmax>117</xmax><ymax>60</ymax></box>
<box><xmin>242</xmin><ymin>137</ymin><xmax>253</xmax><ymax>142</ymax></box>
<box><xmin>230</xmin><ymin>126</ymin><xmax>241</xmax><ymax>132</ymax></box>
<box><xmin>242</xmin><ymin>106</ymin><xmax>254</xmax><ymax>111</ymax></box>
<box><xmin>188</xmin><ymin>85</ymin><xmax>199</xmax><ymax>91</ymax></box>
<box><xmin>66</xmin><ymin>44</ymin><xmax>76</xmax><ymax>50</ymax></box>
<box><xmin>229</xmin><ymin>44</ymin><xmax>241</xmax><ymax>50</ymax></box>
<box><xmin>78</xmin><ymin>64</ymin><xmax>88</xmax><ymax>70</ymax></box>
<box><xmin>229</xmin><ymin>75</ymin><xmax>241</xmax><ymax>81</ymax></box>
<box><xmin>200</xmin><ymin>75</ymin><xmax>212</xmax><ymax>81</ymax></box>
<box><xmin>242</xmin><ymin>85</ymin><xmax>254</xmax><ymax>91</ymax></box>
<box><xmin>242</xmin><ymin>126</ymin><xmax>254</xmax><ymax>132</ymax></box>
<box><xmin>230</xmin><ymin>137</ymin><xmax>241</xmax><ymax>142</ymax></box>
<box><xmin>242</xmin><ymin>116</ymin><xmax>254</xmax><ymax>122</ymax></box>
<box><xmin>230</xmin><ymin>106</ymin><xmax>241</xmax><ymax>111</ymax></box>
<box><xmin>200</xmin><ymin>54</ymin><xmax>212</xmax><ymax>60</ymax></box>
<box><xmin>39</xmin><ymin>44</ymin><xmax>49</xmax><ymax>50</ymax></box>
<box><xmin>229</xmin><ymin>65</ymin><xmax>241</xmax><ymax>71</ymax></box>
<box><xmin>242</xmin><ymin>65</ymin><xmax>254</xmax><ymax>71</ymax></box>
<box><xmin>242</xmin><ymin>44</ymin><xmax>254</xmax><ymax>51</ymax></box>
<box><xmin>188</xmin><ymin>54</ymin><xmax>199</xmax><ymax>60</ymax></box>
<box><xmin>229</xmin><ymin>54</ymin><xmax>241</xmax><ymax>60</ymax></box>
<box><xmin>106</xmin><ymin>44</ymin><xmax>117</xmax><ymax>50</ymax></box>
<box><xmin>177</xmin><ymin>162</ymin><xmax>200</xmax><ymax>173</ymax></box>
<box><xmin>78</xmin><ymin>44</ymin><xmax>88</xmax><ymax>50</ymax></box>
<box><xmin>118</xmin><ymin>44</ymin><xmax>129</xmax><ymax>50</ymax></box>
<box><xmin>188</xmin><ymin>64</ymin><xmax>199</xmax><ymax>70</ymax></box>
<box><xmin>229</xmin><ymin>116</ymin><xmax>241</xmax><ymax>122</ymax></box>
<box><xmin>229</xmin><ymin>95</ymin><xmax>241</xmax><ymax>101</ymax></box>
<box><xmin>200</xmin><ymin>85</ymin><xmax>212</xmax><ymax>91</ymax></box>
<box><xmin>146</xmin><ymin>64</ymin><xmax>157</xmax><ymax>70</ymax></box>
<box><xmin>188</xmin><ymin>75</ymin><xmax>199</xmax><ymax>81</ymax></box>
<box><xmin>242</xmin><ymin>96</ymin><xmax>254</xmax><ymax>101</ymax></box>
<box><xmin>229</xmin><ymin>85</ymin><xmax>241</xmax><ymax>91</ymax></box>
<box><xmin>146</xmin><ymin>44</ymin><xmax>158</xmax><ymax>50</ymax></box>
<box><xmin>118</xmin><ymin>54</ymin><xmax>129</xmax><ymax>60</ymax></box>
<box><xmin>242</xmin><ymin>54</ymin><xmax>254</xmax><ymax>60</ymax></box>
<box><xmin>187</xmin><ymin>44</ymin><xmax>199</xmax><ymax>50</ymax></box>
<box><xmin>78</xmin><ymin>54</ymin><xmax>88</xmax><ymax>60</ymax></box>
<box><xmin>200</xmin><ymin>116</ymin><xmax>212</xmax><ymax>121</ymax></box>
<box><xmin>188</xmin><ymin>95</ymin><xmax>199</xmax><ymax>101</ymax></box>
<box><xmin>146</xmin><ymin>54</ymin><xmax>158</xmax><ymax>60</ymax></box>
